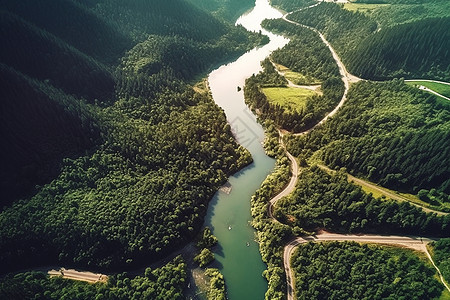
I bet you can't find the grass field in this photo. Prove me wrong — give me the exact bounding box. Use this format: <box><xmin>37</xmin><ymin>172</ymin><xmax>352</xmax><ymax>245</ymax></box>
<box><xmin>406</xmin><ymin>81</ymin><xmax>450</xmax><ymax>98</ymax></box>
<box><xmin>273</xmin><ymin>63</ymin><xmax>321</xmax><ymax>85</ymax></box>
<box><xmin>344</xmin><ymin>2</ymin><xmax>389</xmax><ymax>14</ymax></box>
<box><xmin>262</xmin><ymin>87</ymin><xmax>316</xmax><ymax>113</ymax></box>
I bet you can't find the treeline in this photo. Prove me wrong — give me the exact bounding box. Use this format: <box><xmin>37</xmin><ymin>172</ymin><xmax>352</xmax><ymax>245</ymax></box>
<box><xmin>244</xmin><ymin>59</ymin><xmax>343</xmax><ymax>132</ymax></box>
<box><xmin>251</xmin><ymin>122</ymin><xmax>294</xmax><ymax>299</ymax></box>
<box><xmin>269</xmin><ymin>0</ymin><xmax>316</xmax><ymax>11</ymax></box>
<box><xmin>288</xmin><ymin>2</ymin><xmax>377</xmax><ymax>57</ymax></box>
<box><xmin>0</xmin><ymin>257</ymin><xmax>187</xmax><ymax>299</ymax></box>
<box><xmin>187</xmin><ymin>0</ymin><xmax>255</xmax><ymax>22</ymax></box>
<box><xmin>368</xmin><ymin>0</ymin><xmax>450</xmax><ymax>28</ymax></box>
<box><xmin>431</xmin><ymin>238</ymin><xmax>450</xmax><ymax>283</ymax></box>
<box><xmin>286</xmin><ymin>1</ymin><xmax>450</xmax><ymax>81</ymax></box>
<box><xmin>291</xmin><ymin>242</ymin><xmax>442</xmax><ymax>299</ymax></box>
<box><xmin>286</xmin><ymin>80</ymin><xmax>450</xmax><ymax>203</ymax></box>
<box><xmin>262</xmin><ymin>19</ymin><xmax>340</xmax><ymax>82</ymax></box>
<box><xmin>274</xmin><ymin>165</ymin><xmax>450</xmax><ymax>235</ymax></box>
<box><xmin>346</xmin><ymin>17</ymin><xmax>450</xmax><ymax>81</ymax></box>
<box><xmin>1</xmin><ymin>0</ymin><xmax>263</xmax><ymax>277</ymax></box>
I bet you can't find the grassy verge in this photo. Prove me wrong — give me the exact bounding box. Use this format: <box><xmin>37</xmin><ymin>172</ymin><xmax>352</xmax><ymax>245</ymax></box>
<box><xmin>261</xmin><ymin>87</ymin><xmax>316</xmax><ymax>113</ymax></box>
<box><xmin>344</xmin><ymin>3</ymin><xmax>390</xmax><ymax>14</ymax></box>
<box><xmin>273</xmin><ymin>62</ymin><xmax>321</xmax><ymax>85</ymax></box>
<box><xmin>317</xmin><ymin>163</ymin><xmax>450</xmax><ymax>214</ymax></box>
<box><xmin>406</xmin><ymin>81</ymin><xmax>450</xmax><ymax>98</ymax></box>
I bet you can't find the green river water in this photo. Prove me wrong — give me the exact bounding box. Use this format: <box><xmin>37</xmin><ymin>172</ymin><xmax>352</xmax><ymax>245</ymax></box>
<box><xmin>204</xmin><ymin>1</ymin><xmax>289</xmax><ymax>299</ymax></box>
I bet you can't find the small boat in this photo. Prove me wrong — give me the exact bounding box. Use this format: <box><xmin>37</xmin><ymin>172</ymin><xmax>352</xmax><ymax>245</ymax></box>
<box><xmin>246</xmin><ymin>242</ymin><xmax>250</xmax><ymax>247</ymax></box>
<box><xmin>228</xmin><ymin>225</ymin><xmax>232</xmax><ymax>230</ymax></box>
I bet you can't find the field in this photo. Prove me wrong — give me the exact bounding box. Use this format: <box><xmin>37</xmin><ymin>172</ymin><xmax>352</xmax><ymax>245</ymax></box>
<box><xmin>344</xmin><ymin>2</ymin><xmax>389</xmax><ymax>14</ymax></box>
<box><xmin>261</xmin><ymin>87</ymin><xmax>316</xmax><ymax>113</ymax></box>
<box><xmin>273</xmin><ymin>63</ymin><xmax>321</xmax><ymax>85</ymax></box>
<box><xmin>406</xmin><ymin>81</ymin><xmax>450</xmax><ymax>98</ymax></box>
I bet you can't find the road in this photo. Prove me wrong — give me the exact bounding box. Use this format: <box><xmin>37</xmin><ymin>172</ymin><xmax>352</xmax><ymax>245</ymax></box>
<box><xmin>268</xmin><ymin>137</ymin><xmax>299</xmax><ymax>219</ymax></box>
<box><xmin>266</xmin><ymin>6</ymin><xmax>450</xmax><ymax>300</ymax></box>
<box><xmin>280</xmin><ymin>10</ymin><xmax>361</xmax><ymax>137</ymax></box>
<box><xmin>283</xmin><ymin>233</ymin><xmax>448</xmax><ymax>300</ymax></box>
<box><xmin>317</xmin><ymin>164</ymin><xmax>448</xmax><ymax>216</ymax></box>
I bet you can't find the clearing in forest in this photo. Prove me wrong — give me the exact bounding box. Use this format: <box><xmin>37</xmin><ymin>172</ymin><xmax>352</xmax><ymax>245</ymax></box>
<box><xmin>261</xmin><ymin>87</ymin><xmax>316</xmax><ymax>113</ymax></box>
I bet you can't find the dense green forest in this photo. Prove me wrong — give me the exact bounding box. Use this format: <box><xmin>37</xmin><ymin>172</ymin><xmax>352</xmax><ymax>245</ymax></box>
<box><xmin>0</xmin><ymin>0</ymin><xmax>265</xmax><ymax>276</ymax></box>
<box><xmin>270</xmin><ymin>0</ymin><xmax>315</xmax><ymax>11</ymax></box>
<box><xmin>291</xmin><ymin>242</ymin><xmax>442</xmax><ymax>299</ymax></box>
<box><xmin>187</xmin><ymin>0</ymin><xmax>255</xmax><ymax>22</ymax></box>
<box><xmin>244</xmin><ymin>52</ymin><xmax>344</xmax><ymax>132</ymax></box>
<box><xmin>288</xmin><ymin>2</ymin><xmax>377</xmax><ymax>57</ymax></box>
<box><xmin>363</xmin><ymin>0</ymin><xmax>450</xmax><ymax>28</ymax></box>
<box><xmin>287</xmin><ymin>1</ymin><xmax>450</xmax><ymax>81</ymax></box>
<box><xmin>274</xmin><ymin>165</ymin><xmax>450</xmax><ymax>235</ymax></box>
<box><xmin>262</xmin><ymin>19</ymin><xmax>340</xmax><ymax>82</ymax></box>
<box><xmin>346</xmin><ymin>17</ymin><xmax>450</xmax><ymax>81</ymax></box>
<box><xmin>431</xmin><ymin>238</ymin><xmax>450</xmax><ymax>283</ymax></box>
<box><xmin>0</xmin><ymin>257</ymin><xmax>187</xmax><ymax>299</ymax></box>
<box><xmin>286</xmin><ymin>80</ymin><xmax>450</xmax><ymax>206</ymax></box>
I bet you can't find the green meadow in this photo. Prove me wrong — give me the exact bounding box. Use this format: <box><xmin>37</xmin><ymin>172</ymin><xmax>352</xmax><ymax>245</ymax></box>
<box><xmin>261</xmin><ymin>87</ymin><xmax>316</xmax><ymax>113</ymax></box>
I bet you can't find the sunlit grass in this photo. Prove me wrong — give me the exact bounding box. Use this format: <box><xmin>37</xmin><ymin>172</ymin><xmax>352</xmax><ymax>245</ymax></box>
<box><xmin>273</xmin><ymin>62</ymin><xmax>321</xmax><ymax>85</ymax></box>
<box><xmin>344</xmin><ymin>3</ymin><xmax>390</xmax><ymax>14</ymax></box>
<box><xmin>262</xmin><ymin>87</ymin><xmax>316</xmax><ymax>113</ymax></box>
<box><xmin>406</xmin><ymin>81</ymin><xmax>450</xmax><ymax>98</ymax></box>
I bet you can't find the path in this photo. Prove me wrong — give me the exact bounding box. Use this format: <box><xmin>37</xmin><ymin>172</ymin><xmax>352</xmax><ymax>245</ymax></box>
<box><xmin>418</xmin><ymin>86</ymin><xmax>450</xmax><ymax>101</ymax></box>
<box><xmin>317</xmin><ymin>164</ymin><xmax>448</xmax><ymax>216</ymax></box>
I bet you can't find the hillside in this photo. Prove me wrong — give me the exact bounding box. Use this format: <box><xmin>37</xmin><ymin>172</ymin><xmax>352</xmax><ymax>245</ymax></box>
<box><xmin>0</xmin><ymin>0</ymin><xmax>263</xmax><ymax>275</ymax></box>
<box><xmin>346</xmin><ymin>17</ymin><xmax>450</xmax><ymax>81</ymax></box>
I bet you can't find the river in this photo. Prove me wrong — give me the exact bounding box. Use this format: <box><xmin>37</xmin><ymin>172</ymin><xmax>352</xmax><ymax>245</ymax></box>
<box><xmin>204</xmin><ymin>1</ymin><xmax>289</xmax><ymax>299</ymax></box>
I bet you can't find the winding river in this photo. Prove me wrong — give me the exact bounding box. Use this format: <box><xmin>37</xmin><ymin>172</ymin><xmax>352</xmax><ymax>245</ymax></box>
<box><xmin>204</xmin><ymin>0</ymin><xmax>289</xmax><ymax>299</ymax></box>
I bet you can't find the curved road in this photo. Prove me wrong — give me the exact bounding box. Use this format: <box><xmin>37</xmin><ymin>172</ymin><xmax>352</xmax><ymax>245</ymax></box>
<box><xmin>265</xmin><ymin>6</ymin><xmax>449</xmax><ymax>300</ymax></box>
<box><xmin>280</xmin><ymin>10</ymin><xmax>361</xmax><ymax>137</ymax></box>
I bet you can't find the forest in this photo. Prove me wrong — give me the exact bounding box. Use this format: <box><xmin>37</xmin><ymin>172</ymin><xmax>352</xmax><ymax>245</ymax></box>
<box><xmin>270</xmin><ymin>0</ymin><xmax>315</xmax><ymax>11</ymax></box>
<box><xmin>431</xmin><ymin>238</ymin><xmax>450</xmax><ymax>283</ymax></box>
<box><xmin>286</xmin><ymin>1</ymin><xmax>450</xmax><ymax>81</ymax></box>
<box><xmin>291</xmin><ymin>242</ymin><xmax>443</xmax><ymax>299</ymax></box>
<box><xmin>244</xmin><ymin>22</ymin><xmax>344</xmax><ymax>133</ymax></box>
<box><xmin>346</xmin><ymin>17</ymin><xmax>450</xmax><ymax>81</ymax></box>
<box><xmin>0</xmin><ymin>0</ymin><xmax>265</xmax><ymax>278</ymax></box>
<box><xmin>286</xmin><ymin>80</ymin><xmax>450</xmax><ymax>206</ymax></box>
<box><xmin>0</xmin><ymin>257</ymin><xmax>187</xmax><ymax>299</ymax></box>
<box><xmin>274</xmin><ymin>165</ymin><xmax>450</xmax><ymax>235</ymax></box>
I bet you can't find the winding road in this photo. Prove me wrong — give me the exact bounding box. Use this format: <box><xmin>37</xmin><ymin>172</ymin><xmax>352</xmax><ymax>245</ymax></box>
<box><xmin>264</xmin><ymin>5</ymin><xmax>450</xmax><ymax>300</ymax></box>
<box><xmin>280</xmin><ymin>9</ymin><xmax>361</xmax><ymax>137</ymax></box>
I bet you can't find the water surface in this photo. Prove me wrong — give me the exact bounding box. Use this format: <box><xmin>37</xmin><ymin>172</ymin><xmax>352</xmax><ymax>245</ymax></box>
<box><xmin>205</xmin><ymin>1</ymin><xmax>289</xmax><ymax>299</ymax></box>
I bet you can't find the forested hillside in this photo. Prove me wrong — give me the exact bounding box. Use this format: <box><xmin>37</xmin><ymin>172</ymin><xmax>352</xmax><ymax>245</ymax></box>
<box><xmin>274</xmin><ymin>165</ymin><xmax>450</xmax><ymax>234</ymax></box>
<box><xmin>286</xmin><ymin>79</ymin><xmax>450</xmax><ymax>207</ymax></box>
<box><xmin>346</xmin><ymin>17</ymin><xmax>450</xmax><ymax>81</ymax></box>
<box><xmin>288</xmin><ymin>3</ymin><xmax>377</xmax><ymax>57</ymax></box>
<box><xmin>287</xmin><ymin>1</ymin><xmax>450</xmax><ymax>81</ymax></box>
<box><xmin>291</xmin><ymin>242</ymin><xmax>442</xmax><ymax>299</ymax></box>
<box><xmin>0</xmin><ymin>257</ymin><xmax>187</xmax><ymax>299</ymax></box>
<box><xmin>187</xmin><ymin>0</ymin><xmax>255</xmax><ymax>22</ymax></box>
<box><xmin>0</xmin><ymin>0</ymin><xmax>263</xmax><ymax>276</ymax></box>
<box><xmin>270</xmin><ymin>0</ymin><xmax>315</xmax><ymax>11</ymax></box>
